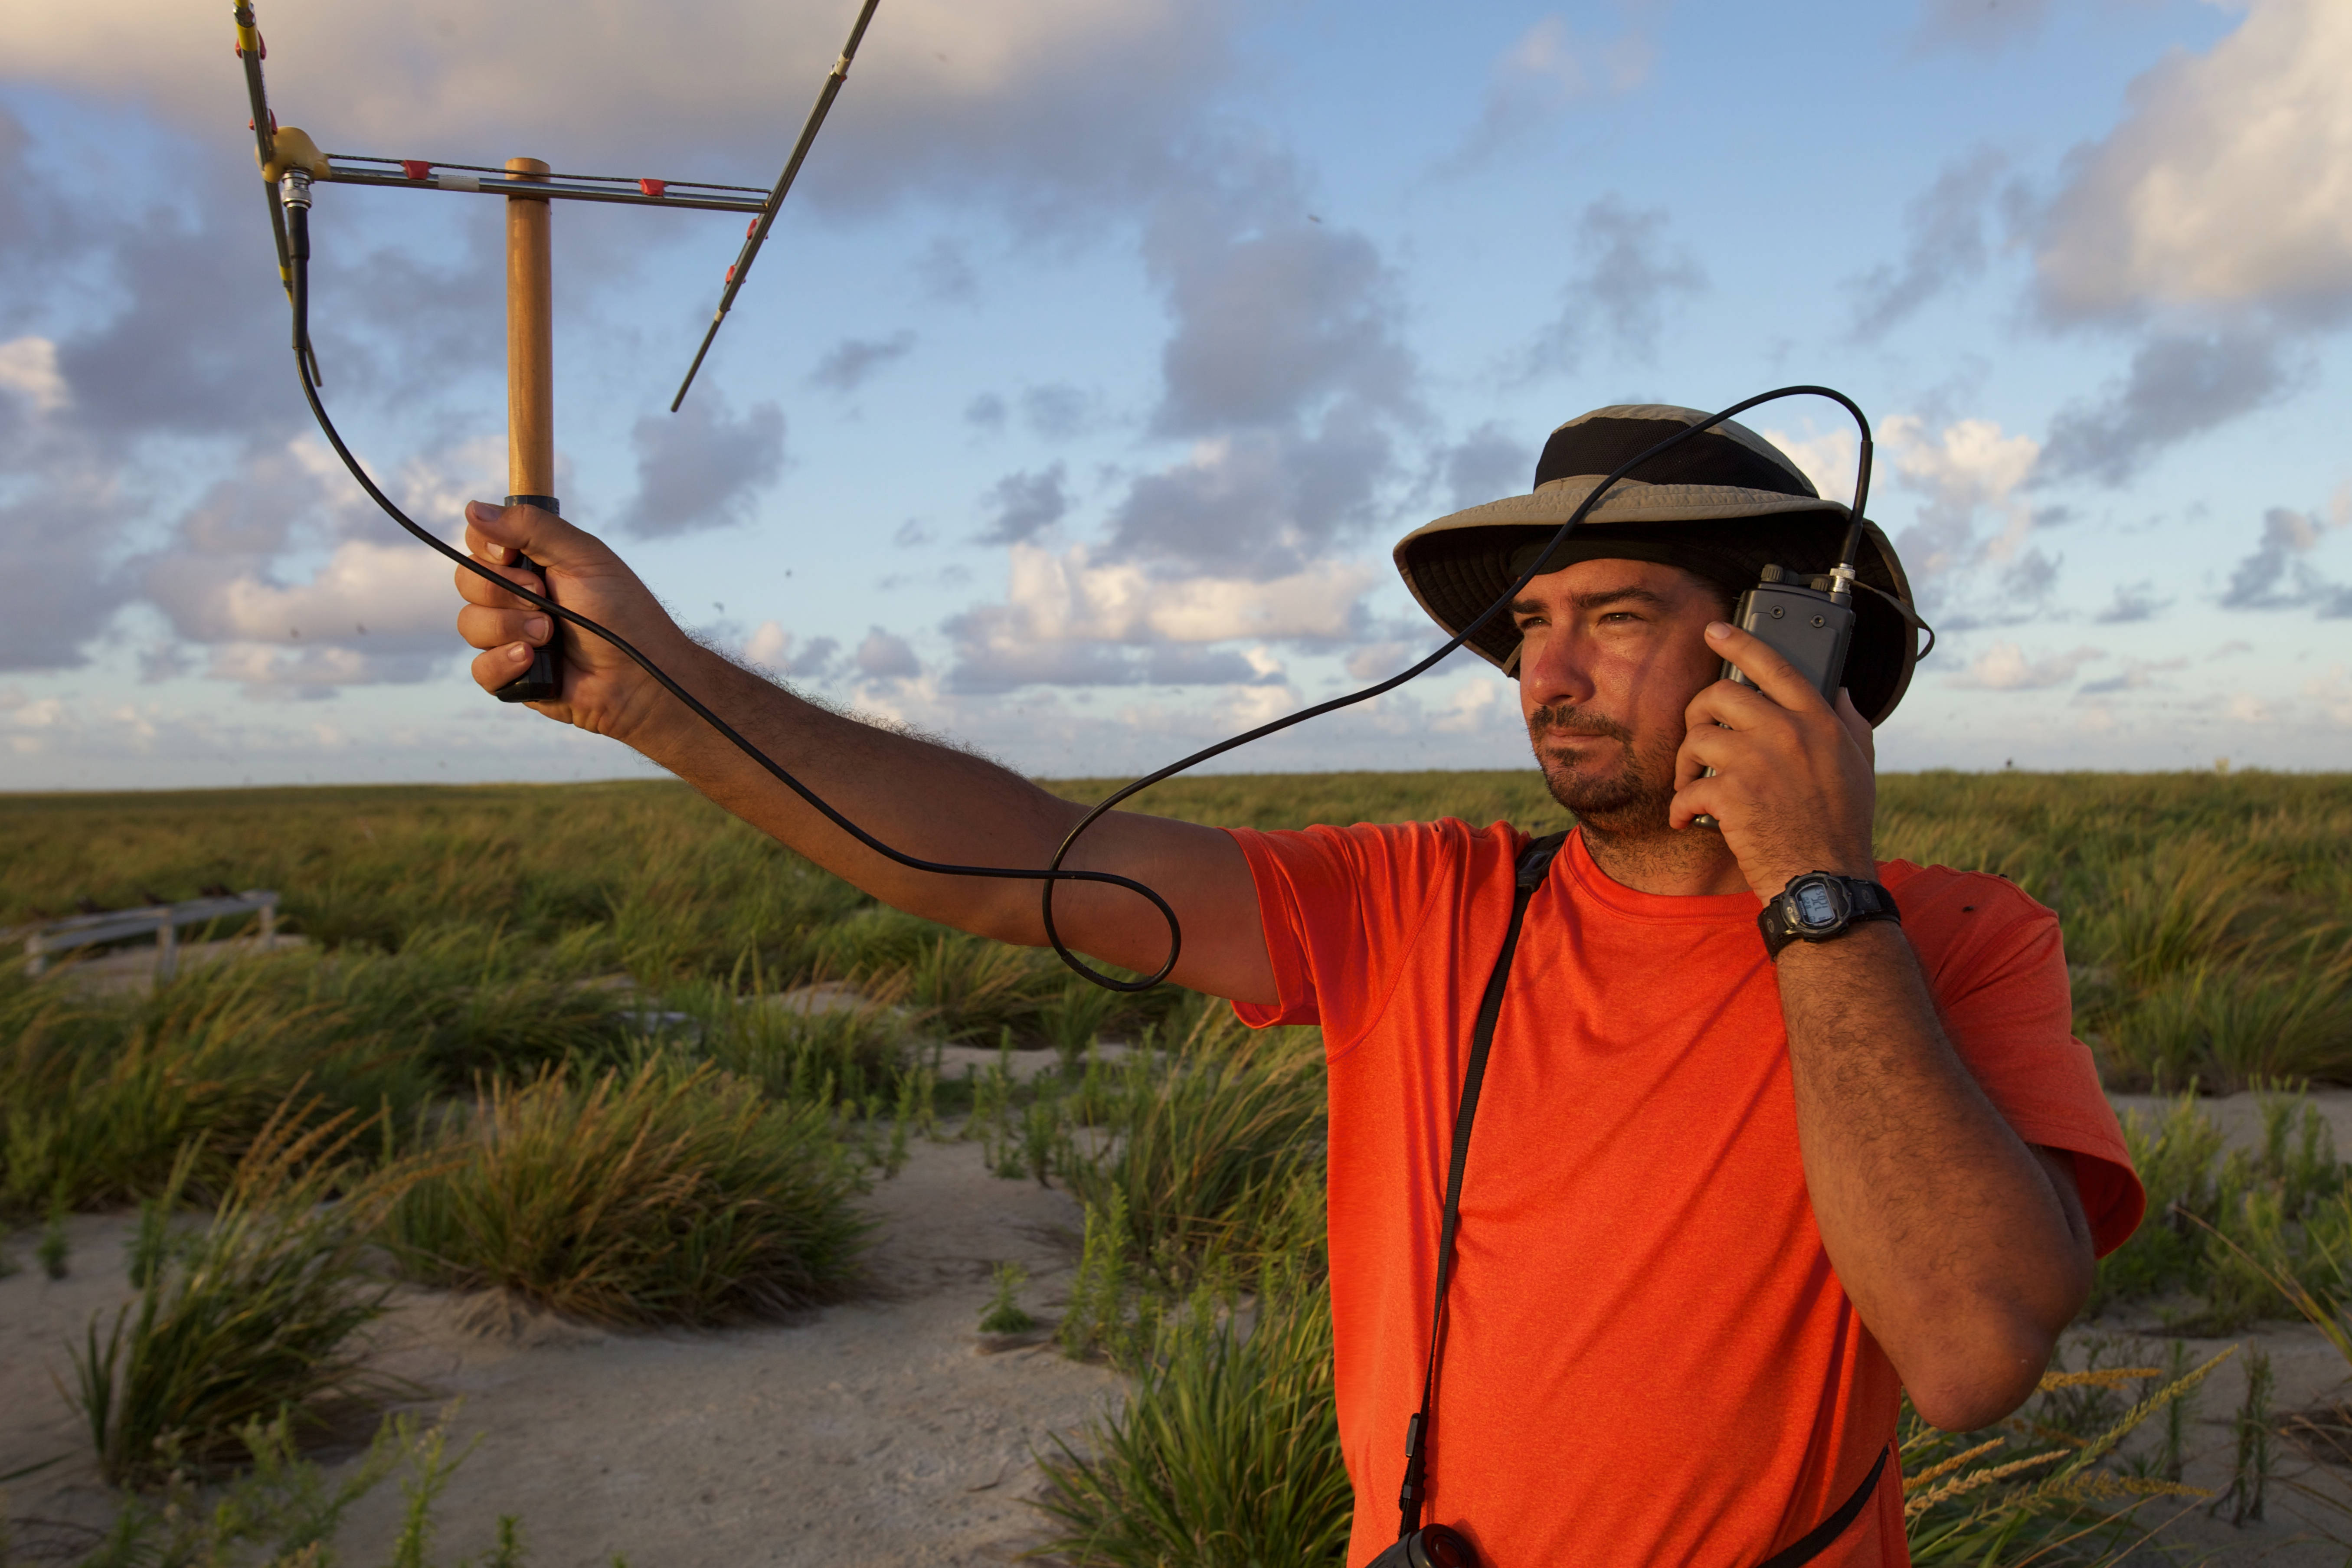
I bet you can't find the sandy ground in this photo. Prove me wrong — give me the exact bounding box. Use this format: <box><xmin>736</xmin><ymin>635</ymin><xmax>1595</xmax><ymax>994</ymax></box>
<box><xmin>10</xmin><ymin>1091</ymin><xmax>2352</xmax><ymax>1564</ymax></box>
<box><xmin>1</xmin><ymin>1132</ymin><xmax>1115</xmax><ymax>1567</ymax></box>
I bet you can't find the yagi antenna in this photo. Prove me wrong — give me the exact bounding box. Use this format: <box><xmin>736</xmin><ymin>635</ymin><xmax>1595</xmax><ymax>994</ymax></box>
<box><xmin>230</xmin><ymin>0</ymin><xmax>881</xmax><ymax>703</ymax></box>
<box><xmin>671</xmin><ymin>0</ymin><xmax>885</xmax><ymax>412</ymax></box>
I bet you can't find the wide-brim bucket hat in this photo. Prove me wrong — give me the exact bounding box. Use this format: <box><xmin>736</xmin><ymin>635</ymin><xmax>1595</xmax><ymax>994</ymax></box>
<box><xmin>1394</xmin><ymin>403</ymin><xmax>1924</xmax><ymax>725</ymax></box>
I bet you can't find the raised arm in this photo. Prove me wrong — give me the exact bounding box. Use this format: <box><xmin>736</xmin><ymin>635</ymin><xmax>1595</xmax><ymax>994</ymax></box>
<box><xmin>451</xmin><ymin>500</ymin><xmax>1277</xmax><ymax>1004</ymax></box>
<box><xmin>1670</xmin><ymin>619</ymin><xmax>2094</xmax><ymax>1433</ymax></box>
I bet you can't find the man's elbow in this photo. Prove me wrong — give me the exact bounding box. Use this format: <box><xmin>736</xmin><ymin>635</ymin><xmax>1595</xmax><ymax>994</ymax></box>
<box><xmin>1903</xmin><ymin>1284</ymin><xmax>2088</xmax><ymax>1433</ymax></box>
<box><xmin>1906</xmin><ymin>1335</ymin><xmax>2056</xmax><ymax>1432</ymax></box>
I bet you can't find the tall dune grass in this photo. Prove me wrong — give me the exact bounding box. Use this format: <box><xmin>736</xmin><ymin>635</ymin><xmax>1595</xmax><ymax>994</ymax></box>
<box><xmin>379</xmin><ymin>1061</ymin><xmax>870</xmax><ymax>1325</ymax></box>
<box><xmin>1058</xmin><ymin>1008</ymin><xmax>1328</xmax><ymax>1287</ymax></box>
<box><xmin>72</xmin><ymin>1102</ymin><xmax>414</xmax><ymax>1486</ymax></box>
<box><xmin>1035</xmin><ymin>1271</ymin><xmax>1351</xmax><ymax>1568</ymax></box>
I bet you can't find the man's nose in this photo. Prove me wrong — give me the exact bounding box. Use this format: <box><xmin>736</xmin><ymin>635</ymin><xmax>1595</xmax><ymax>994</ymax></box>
<box><xmin>1520</xmin><ymin>630</ymin><xmax>1597</xmax><ymax>710</ymax></box>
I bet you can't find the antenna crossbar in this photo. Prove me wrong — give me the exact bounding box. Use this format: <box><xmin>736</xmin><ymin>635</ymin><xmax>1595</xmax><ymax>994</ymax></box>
<box><xmin>324</xmin><ymin>165</ymin><xmax>769</xmax><ymax>214</ymax></box>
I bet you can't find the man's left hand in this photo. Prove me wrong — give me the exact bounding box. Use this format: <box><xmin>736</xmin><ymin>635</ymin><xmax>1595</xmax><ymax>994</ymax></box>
<box><xmin>1670</xmin><ymin>619</ymin><xmax>1877</xmax><ymax>900</ymax></box>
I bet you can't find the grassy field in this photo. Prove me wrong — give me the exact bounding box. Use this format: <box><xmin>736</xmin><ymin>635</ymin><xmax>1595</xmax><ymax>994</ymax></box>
<box><xmin>4</xmin><ymin>769</ymin><xmax>2345</xmax><ymax>1089</ymax></box>
<box><xmin>3</xmin><ymin>770</ymin><xmax>2350</xmax><ymax>1565</ymax></box>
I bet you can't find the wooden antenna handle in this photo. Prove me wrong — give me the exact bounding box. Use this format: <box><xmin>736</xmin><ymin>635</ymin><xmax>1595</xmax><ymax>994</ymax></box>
<box><xmin>494</xmin><ymin>156</ymin><xmax>563</xmax><ymax>704</ymax></box>
<box><xmin>505</xmin><ymin>157</ymin><xmax>554</xmax><ymax>502</ymax></box>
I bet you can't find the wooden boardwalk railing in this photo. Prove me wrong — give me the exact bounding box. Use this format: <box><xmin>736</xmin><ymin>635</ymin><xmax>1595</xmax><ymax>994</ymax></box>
<box><xmin>12</xmin><ymin>891</ymin><xmax>280</xmax><ymax>980</ymax></box>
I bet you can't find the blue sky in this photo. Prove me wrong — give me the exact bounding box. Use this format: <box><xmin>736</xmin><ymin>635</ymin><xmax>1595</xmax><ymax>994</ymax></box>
<box><xmin>0</xmin><ymin>0</ymin><xmax>2346</xmax><ymax>790</ymax></box>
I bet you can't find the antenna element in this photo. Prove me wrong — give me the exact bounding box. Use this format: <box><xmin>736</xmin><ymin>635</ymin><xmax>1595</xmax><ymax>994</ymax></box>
<box><xmin>671</xmin><ymin>0</ymin><xmax>884</xmax><ymax>412</ymax></box>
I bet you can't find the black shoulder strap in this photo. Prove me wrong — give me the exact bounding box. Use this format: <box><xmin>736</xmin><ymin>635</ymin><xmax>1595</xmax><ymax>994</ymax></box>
<box><xmin>1397</xmin><ymin>829</ymin><xmax>1567</xmax><ymax>1538</ymax></box>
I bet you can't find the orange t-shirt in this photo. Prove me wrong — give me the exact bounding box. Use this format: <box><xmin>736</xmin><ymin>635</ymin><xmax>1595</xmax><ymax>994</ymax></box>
<box><xmin>1228</xmin><ymin>820</ymin><xmax>2143</xmax><ymax>1568</ymax></box>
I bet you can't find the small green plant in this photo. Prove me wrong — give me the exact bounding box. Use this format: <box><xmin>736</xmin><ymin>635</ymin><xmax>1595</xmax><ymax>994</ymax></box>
<box><xmin>915</xmin><ymin>1058</ymin><xmax>941</xmax><ymax>1140</ymax></box>
<box><xmin>2092</xmin><ymin>1087</ymin><xmax>2352</xmax><ymax>1328</ymax></box>
<box><xmin>124</xmin><ymin>1144</ymin><xmax>200</xmax><ymax>1291</ymax></box>
<box><xmin>883</xmin><ymin>1075</ymin><xmax>914</xmax><ymax>1177</ymax></box>
<box><xmin>71</xmin><ymin>1407</ymin><xmax>512</xmax><ymax>1568</ymax></box>
<box><xmin>2211</xmin><ymin>1347</ymin><xmax>2274</xmax><ymax>1524</ymax></box>
<box><xmin>979</xmin><ymin>1261</ymin><xmax>1036</xmax><ymax>1335</ymax></box>
<box><xmin>2157</xmin><ymin>1339</ymin><xmax>2193</xmax><ymax>1481</ymax></box>
<box><xmin>38</xmin><ymin>1189</ymin><xmax>70</xmax><ymax>1279</ymax></box>
<box><xmin>1040</xmin><ymin>971</ymin><xmax>1127</xmax><ymax>1077</ymax></box>
<box><xmin>904</xmin><ymin>931</ymin><xmax>1064</xmax><ymax>1043</ymax></box>
<box><xmin>1058</xmin><ymin>1190</ymin><xmax>1133</xmax><ymax>1359</ymax></box>
<box><xmin>1022</xmin><ymin>1094</ymin><xmax>1062</xmax><ymax>1189</ymax></box>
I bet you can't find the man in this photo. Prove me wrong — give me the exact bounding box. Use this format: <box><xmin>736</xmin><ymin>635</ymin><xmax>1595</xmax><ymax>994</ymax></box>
<box><xmin>451</xmin><ymin>403</ymin><xmax>2141</xmax><ymax>1568</ymax></box>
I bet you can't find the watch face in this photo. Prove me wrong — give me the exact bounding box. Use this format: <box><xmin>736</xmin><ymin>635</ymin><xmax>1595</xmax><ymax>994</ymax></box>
<box><xmin>1792</xmin><ymin>881</ymin><xmax>1841</xmax><ymax>930</ymax></box>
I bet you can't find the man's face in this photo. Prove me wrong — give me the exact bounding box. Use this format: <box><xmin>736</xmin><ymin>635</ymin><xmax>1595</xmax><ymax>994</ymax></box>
<box><xmin>1510</xmin><ymin>557</ymin><xmax>1731</xmax><ymax>831</ymax></box>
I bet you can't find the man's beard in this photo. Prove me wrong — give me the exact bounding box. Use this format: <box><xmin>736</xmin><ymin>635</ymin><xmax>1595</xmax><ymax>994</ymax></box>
<box><xmin>1527</xmin><ymin>702</ymin><xmax>1682</xmax><ymax>839</ymax></box>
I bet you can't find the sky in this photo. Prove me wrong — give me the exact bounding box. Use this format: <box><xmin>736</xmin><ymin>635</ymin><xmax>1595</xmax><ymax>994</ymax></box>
<box><xmin>0</xmin><ymin>0</ymin><xmax>2347</xmax><ymax>791</ymax></box>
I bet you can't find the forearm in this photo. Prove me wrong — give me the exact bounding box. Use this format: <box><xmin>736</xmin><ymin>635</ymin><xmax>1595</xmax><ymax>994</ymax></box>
<box><xmin>1777</xmin><ymin>924</ymin><xmax>2090</xmax><ymax>1430</ymax></box>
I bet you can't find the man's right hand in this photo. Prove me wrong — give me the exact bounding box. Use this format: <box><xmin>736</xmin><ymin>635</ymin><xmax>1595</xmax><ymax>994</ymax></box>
<box><xmin>455</xmin><ymin>499</ymin><xmax>699</xmax><ymax>751</ymax></box>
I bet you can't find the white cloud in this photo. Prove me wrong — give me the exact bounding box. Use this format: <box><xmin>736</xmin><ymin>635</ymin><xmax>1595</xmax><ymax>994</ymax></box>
<box><xmin>1430</xmin><ymin>679</ymin><xmax>1507</xmax><ymax>734</ymax></box>
<box><xmin>744</xmin><ymin>620</ymin><xmax>791</xmax><ymax>668</ymax></box>
<box><xmin>203</xmin><ymin>540</ymin><xmax>453</xmax><ymax>645</ymax></box>
<box><xmin>941</xmin><ymin>543</ymin><xmax>1375</xmax><ymax>694</ymax></box>
<box><xmin>1447</xmin><ymin>11</ymin><xmax>1658</xmax><ymax>167</ymax></box>
<box><xmin>0</xmin><ymin>336</ymin><xmax>68</xmax><ymax>413</ymax></box>
<box><xmin>988</xmin><ymin>543</ymin><xmax>1371</xmax><ymax>646</ymax></box>
<box><xmin>1948</xmin><ymin>641</ymin><xmax>2106</xmax><ymax>690</ymax></box>
<box><xmin>0</xmin><ymin>0</ymin><xmax>1231</xmax><ymax>203</ymax></box>
<box><xmin>2226</xmin><ymin>691</ymin><xmax>2276</xmax><ymax>725</ymax></box>
<box><xmin>1881</xmin><ymin>414</ymin><xmax>2041</xmax><ymax>584</ymax></box>
<box><xmin>2035</xmin><ymin>0</ymin><xmax>2352</xmax><ymax>320</ymax></box>
<box><xmin>2305</xmin><ymin>664</ymin><xmax>2352</xmax><ymax>724</ymax></box>
<box><xmin>1759</xmin><ymin>426</ymin><xmax>1859</xmax><ymax>507</ymax></box>
<box><xmin>854</xmin><ymin>625</ymin><xmax>921</xmax><ymax>681</ymax></box>
<box><xmin>1501</xmin><ymin>15</ymin><xmax>1656</xmax><ymax>102</ymax></box>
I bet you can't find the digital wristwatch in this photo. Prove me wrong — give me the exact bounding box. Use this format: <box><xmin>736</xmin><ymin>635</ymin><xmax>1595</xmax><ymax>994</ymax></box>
<box><xmin>1757</xmin><ymin>873</ymin><xmax>1901</xmax><ymax>960</ymax></box>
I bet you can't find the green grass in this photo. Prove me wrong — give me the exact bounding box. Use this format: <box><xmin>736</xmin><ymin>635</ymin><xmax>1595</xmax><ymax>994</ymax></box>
<box><xmin>7</xmin><ymin>771</ymin><xmax>2344</xmax><ymax>1086</ymax></box>
<box><xmin>4</xmin><ymin>771</ymin><xmax>2349</xmax><ymax>1564</ymax></box>
<box><xmin>1057</xmin><ymin>1006</ymin><xmax>1328</xmax><ymax>1290</ymax></box>
<box><xmin>72</xmin><ymin>1103</ymin><xmax>413</xmax><ymax>1486</ymax></box>
<box><xmin>65</xmin><ymin>1408</ymin><xmax>521</xmax><ymax>1568</ymax></box>
<box><xmin>377</xmin><ymin>1060</ymin><xmax>871</xmax><ymax>1326</ymax></box>
<box><xmin>1034</xmin><ymin>1270</ymin><xmax>1352</xmax><ymax>1568</ymax></box>
<box><xmin>2090</xmin><ymin>1089</ymin><xmax>2350</xmax><ymax>1330</ymax></box>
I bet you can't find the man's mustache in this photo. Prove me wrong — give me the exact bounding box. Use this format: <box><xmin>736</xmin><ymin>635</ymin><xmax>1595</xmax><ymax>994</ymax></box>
<box><xmin>1527</xmin><ymin>704</ymin><xmax>1634</xmax><ymax>744</ymax></box>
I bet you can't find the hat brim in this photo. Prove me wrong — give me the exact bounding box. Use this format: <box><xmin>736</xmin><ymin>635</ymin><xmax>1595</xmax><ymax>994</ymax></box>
<box><xmin>1421</xmin><ymin>476</ymin><xmax>1851</xmax><ymax>533</ymax></box>
<box><xmin>1394</xmin><ymin>478</ymin><xmax>1920</xmax><ymax>726</ymax></box>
